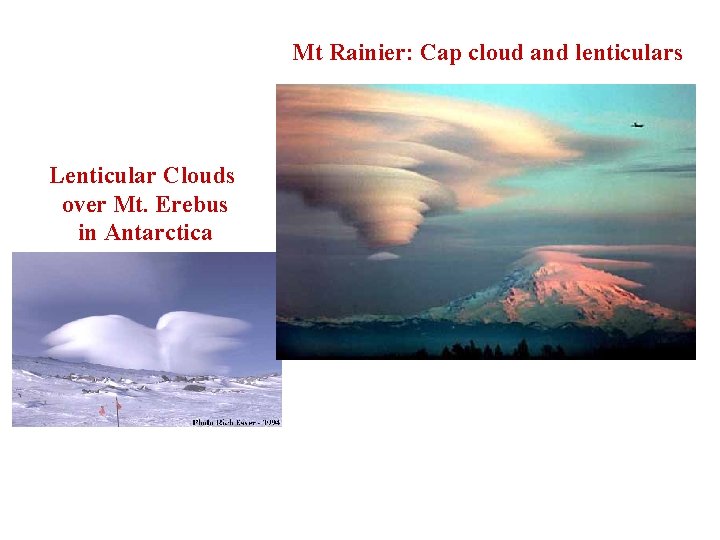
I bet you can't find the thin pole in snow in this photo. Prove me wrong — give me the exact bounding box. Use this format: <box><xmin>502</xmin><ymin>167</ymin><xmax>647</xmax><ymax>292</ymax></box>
<box><xmin>116</xmin><ymin>396</ymin><xmax>121</xmax><ymax>427</ymax></box>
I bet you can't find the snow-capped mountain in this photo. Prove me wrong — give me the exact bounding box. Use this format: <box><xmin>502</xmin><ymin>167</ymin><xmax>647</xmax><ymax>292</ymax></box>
<box><xmin>278</xmin><ymin>246</ymin><xmax>695</xmax><ymax>358</ymax></box>
<box><xmin>12</xmin><ymin>355</ymin><xmax>281</xmax><ymax>427</ymax></box>
<box><xmin>281</xmin><ymin>247</ymin><xmax>695</xmax><ymax>337</ymax></box>
<box><xmin>421</xmin><ymin>255</ymin><xmax>695</xmax><ymax>336</ymax></box>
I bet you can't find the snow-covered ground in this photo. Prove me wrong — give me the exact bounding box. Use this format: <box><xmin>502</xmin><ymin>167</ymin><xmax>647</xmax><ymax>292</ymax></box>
<box><xmin>12</xmin><ymin>355</ymin><xmax>281</xmax><ymax>427</ymax></box>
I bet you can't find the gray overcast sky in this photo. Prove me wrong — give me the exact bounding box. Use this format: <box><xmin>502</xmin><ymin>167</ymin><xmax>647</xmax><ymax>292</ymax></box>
<box><xmin>13</xmin><ymin>252</ymin><xmax>277</xmax><ymax>376</ymax></box>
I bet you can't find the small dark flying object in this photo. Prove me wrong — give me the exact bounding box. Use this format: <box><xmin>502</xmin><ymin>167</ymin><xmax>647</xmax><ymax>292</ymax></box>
<box><xmin>631</xmin><ymin>122</ymin><xmax>645</xmax><ymax>128</ymax></box>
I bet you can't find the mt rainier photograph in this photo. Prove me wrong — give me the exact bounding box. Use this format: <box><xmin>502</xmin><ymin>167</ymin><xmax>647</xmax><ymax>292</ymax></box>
<box><xmin>276</xmin><ymin>85</ymin><xmax>695</xmax><ymax>359</ymax></box>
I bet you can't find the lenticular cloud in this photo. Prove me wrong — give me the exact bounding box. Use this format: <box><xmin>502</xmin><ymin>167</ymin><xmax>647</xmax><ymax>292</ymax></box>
<box><xmin>277</xmin><ymin>85</ymin><xmax>635</xmax><ymax>248</ymax></box>
<box><xmin>367</xmin><ymin>251</ymin><xmax>401</xmax><ymax>261</ymax></box>
<box><xmin>44</xmin><ymin>311</ymin><xmax>249</xmax><ymax>375</ymax></box>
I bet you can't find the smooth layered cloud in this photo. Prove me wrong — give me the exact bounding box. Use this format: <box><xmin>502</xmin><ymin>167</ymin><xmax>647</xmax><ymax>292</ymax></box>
<box><xmin>277</xmin><ymin>85</ymin><xmax>637</xmax><ymax>248</ymax></box>
<box><xmin>533</xmin><ymin>244</ymin><xmax>695</xmax><ymax>258</ymax></box>
<box><xmin>45</xmin><ymin>311</ymin><xmax>249</xmax><ymax>375</ymax></box>
<box><xmin>279</xmin><ymin>164</ymin><xmax>456</xmax><ymax>247</ymax></box>
<box><xmin>517</xmin><ymin>245</ymin><xmax>694</xmax><ymax>290</ymax></box>
<box><xmin>612</xmin><ymin>162</ymin><xmax>696</xmax><ymax>177</ymax></box>
<box><xmin>368</xmin><ymin>251</ymin><xmax>400</xmax><ymax>261</ymax></box>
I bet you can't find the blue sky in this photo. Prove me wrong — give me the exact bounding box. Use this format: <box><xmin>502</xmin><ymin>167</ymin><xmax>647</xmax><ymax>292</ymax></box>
<box><xmin>374</xmin><ymin>84</ymin><xmax>695</xmax><ymax>216</ymax></box>
<box><xmin>374</xmin><ymin>84</ymin><xmax>696</xmax><ymax>131</ymax></box>
<box><xmin>13</xmin><ymin>252</ymin><xmax>277</xmax><ymax>376</ymax></box>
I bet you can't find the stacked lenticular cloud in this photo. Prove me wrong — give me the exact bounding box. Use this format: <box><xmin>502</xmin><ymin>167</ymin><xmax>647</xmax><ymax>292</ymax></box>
<box><xmin>277</xmin><ymin>86</ymin><xmax>633</xmax><ymax>248</ymax></box>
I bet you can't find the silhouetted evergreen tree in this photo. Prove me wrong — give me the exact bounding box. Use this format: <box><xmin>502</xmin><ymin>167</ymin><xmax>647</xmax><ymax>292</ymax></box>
<box><xmin>494</xmin><ymin>344</ymin><xmax>503</xmax><ymax>359</ymax></box>
<box><xmin>451</xmin><ymin>342</ymin><xmax>465</xmax><ymax>358</ymax></box>
<box><xmin>514</xmin><ymin>338</ymin><xmax>530</xmax><ymax>359</ymax></box>
<box><xmin>468</xmin><ymin>340</ymin><xmax>479</xmax><ymax>358</ymax></box>
<box><xmin>414</xmin><ymin>348</ymin><xmax>429</xmax><ymax>359</ymax></box>
<box><xmin>441</xmin><ymin>346</ymin><xmax>452</xmax><ymax>359</ymax></box>
<box><xmin>554</xmin><ymin>345</ymin><xmax>566</xmax><ymax>359</ymax></box>
<box><xmin>483</xmin><ymin>344</ymin><xmax>493</xmax><ymax>359</ymax></box>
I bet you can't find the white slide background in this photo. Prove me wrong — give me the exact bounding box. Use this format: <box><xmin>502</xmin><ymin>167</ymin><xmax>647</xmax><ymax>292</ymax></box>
<box><xmin>2</xmin><ymin>1</ymin><xmax>717</xmax><ymax>538</ymax></box>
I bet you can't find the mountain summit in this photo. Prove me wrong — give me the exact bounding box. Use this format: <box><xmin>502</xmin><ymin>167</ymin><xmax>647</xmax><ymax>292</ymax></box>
<box><xmin>421</xmin><ymin>248</ymin><xmax>695</xmax><ymax>336</ymax></box>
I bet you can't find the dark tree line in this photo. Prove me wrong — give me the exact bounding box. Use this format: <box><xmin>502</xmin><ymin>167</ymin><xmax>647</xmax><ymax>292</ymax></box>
<box><xmin>425</xmin><ymin>339</ymin><xmax>566</xmax><ymax>360</ymax></box>
<box><xmin>280</xmin><ymin>335</ymin><xmax>693</xmax><ymax>359</ymax></box>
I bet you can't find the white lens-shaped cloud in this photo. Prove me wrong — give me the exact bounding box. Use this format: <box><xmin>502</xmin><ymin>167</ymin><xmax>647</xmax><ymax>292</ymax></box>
<box><xmin>44</xmin><ymin>311</ymin><xmax>249</xmax><ymax>375</ymax></box>
<box><xmin>367</xmin><ymin>251</ymin><xmax>401</xmax><ymax>261</ymax></box>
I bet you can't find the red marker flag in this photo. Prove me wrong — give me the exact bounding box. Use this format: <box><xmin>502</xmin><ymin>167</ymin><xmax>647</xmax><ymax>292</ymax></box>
<box><xmin>99</xmin><ymin>405</ymin><xmax>106</xmax><ymax>416</ymax></box>
<box><xmin>116</xmin><ymin>398</ymin><xmax>122</xmax><ymax>410</ymax></box>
